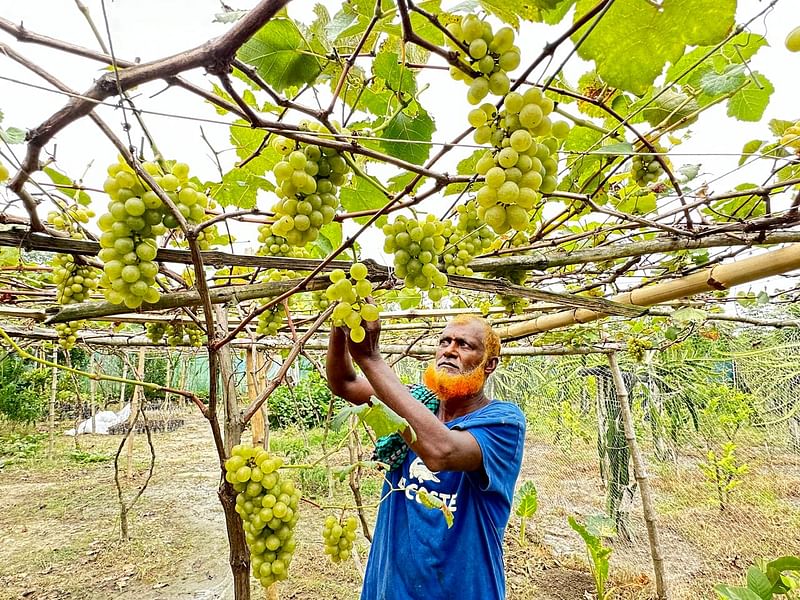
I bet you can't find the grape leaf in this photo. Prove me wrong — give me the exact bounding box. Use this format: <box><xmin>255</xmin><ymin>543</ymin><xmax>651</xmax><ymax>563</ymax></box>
<box><xmin>671</xmin><ymin>307</ymin><xmax>706</xmax><ymax>324</ymax></box>
<box><xmin>379</xmin><ymin>104</ymin><xmax>434</xmax><ymax>165</ymax></box>
<box><xmin>768</xmin><ymin>119</ymin><xmax>794</xmax><ymax>137</ymax></box>
<box><xmin>739</xmin><ymin>140</ymin><xmax>764</xmax><ymax>167</ymax></box>
<box><xmin>478</xmin><ymin>0</ymin><xmax>565</xmax><ymax>28</ymax></box>
<box><xmin>445</xmin><ymin>149</ymin><xmax>483</xmax><ymax>196</ymax></box>
<box><xmin>237</xmin><ymin>18</ymin><xmax>323</xmax><ymax>92</ymax></box>
<box><xmin>208</xmin><ymin>168</ymin><xmax>273</xmax><ymax>209</ymax></box>
<box><xmin>373</xmin><ymin>51</ymin><xmax>417</xmax><ymax>96</ymax></box>
<box><xmin>573</xmin><ymin>0</ymin><xmax>735</xmax><ymax>95</ymax></box>
<box><xmin>331</xmin><ymin>397</ymin><xmax>411</xmax><ymax>439</ymax></box>
<box><xmin>42</xmin><ymin>167</ymin><xmax>91</xmax><ymax>206</ymax></box>
<box><xmin>340</xmin><ymin>175</ymin><xmax>389</xmax><ymax>224</ymax></box>
<box><xmin>700</xmin><ymin>64</ymin><xmax>746</xmax><ymax>96</ymax></box>
<box><xmin>726</xmin><ymin>73</ymin><xmax>774</xmax><ymax>122</ymax></box>
<box><xmin>0</xmin><ymin>127</ymin><xmax>25</xmax><ymax>144</ymax></box>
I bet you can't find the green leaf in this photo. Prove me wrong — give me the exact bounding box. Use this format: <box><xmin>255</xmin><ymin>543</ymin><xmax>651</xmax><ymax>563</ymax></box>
<box><xmin>739</xmin><ymin>140</ymin><xmax>764</xmax><ymax>166</ymax></box>
<box><xmin>42</xmin><ymin>167</ymin><xmax>92</xmax><ymax>206</ymax></box>
<box><xmin>727</xmin><ymin>73</ymin><xmax>774</xmax><ymax>122</ymax></box>
<box><xmin>320</xmin><ymin>222</ymin><xmax>342</xmax><ymax>251</ymax></box>
<box><xmin>445</xmin><ymin>150</ymin><xmax>483</xmax><ymax>195</ymax></box>
<box><xmin>331</xmin><ymin>397</ymin><xmax>411</xmax><ymax>438</ymax></box>
<box><xmin>229</xmin><ymin>121</ymin><xmax>281</xmax><ymax>170</ymax></box>
<box><xmin>746</xmin><ymin>566</ymin><xmax>773</xmax><ymax>599</ymax></box>
<box><xmin>713</xmin><ymin>585</ymin><xmax>764</xmax><ymax>600</ymax></box>
<box><xmin>573</xmin><ymin>0</ymin><xmax>735</xmax><ymax>95</ymax></box>
<box><xmin>340</xmin><ymin>175</ymin><xmax>389</xmax><ymax>223</ymax></box>
<box><xmin>379</xmin><ymin>104</ymin><xmax>435</xmax><ymax>165</ymax></box>
<box><xmin>769</xmin><ymin>119</ymin><xmax>794</xmax><ymax>137</ymax></box>
<box><xmin>417</xmin><ymin>489</ymin><xmax>454</xmax><ymax>528</ymax></box>
<box><xmin>700</xmin><ymin>64</ymin><xmax>746</xmax><ymax>96</ymax></box>
<box><xmin>643</xmin><ymin>89</ymin><xmax>699</xmax><ymax>129</ymax></box>
<box><xmin>594</xmin><ymin>142</ymin><xmax>633</xmax><ymax>156</ymax></box>
<box><xmin>237</xmin><ymin>18</ymin><xmax>322</xmax><ymax>92</ymax></box>
<box><xmin>672</xmin><ymin>307</ymin><xmax>707</xmax><ymax>324</ymax></box>
<box><xmin>373</xmin><ymin>51</ymin><xmax>417</xmax><ymax>97</ymax></box>
<box><xmin>664</xmin><ymin>326</ymin><xmax>679</xmax><ymax>341</ymax></box>
<box><xmin>397</xmin><ymin>287</ymin><xmax>422</xmax><ymax>309</ymax></box>
<box><xmin>585</xmin><ymin>514</ymin><xmax>617</xmax><ymax>539</ymax></box>
<box><xmin>478</xmin><ymin>0</ymin><xmax>570</xmax><ymax>28</ymax></box>
<box><xmin>0</xmin><ymin>127</ymin><xmax>26</xmax><ymax>144</ymax></box>
<box><xmin>208</xmin><ymin>168</ymin><xmax>273</xmax><ymax>209</ymax></box>
<box><xmin>756</xmin><ymin>291</ymin><xmax>770</xmax><ymax>305</ymax></box>
<box><xmin>515</xmin><ymin>481</ymin><xmax>538</xmax><ymax>518</ymax></box>
<box><xmin>765</xmin><ymin>556</ymin><xmax>800</xmax><ymax>574</ymax></box>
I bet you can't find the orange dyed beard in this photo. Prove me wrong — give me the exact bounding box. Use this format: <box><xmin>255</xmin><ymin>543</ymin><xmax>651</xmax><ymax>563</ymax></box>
<box><xmin>423</xmin><ymin>359</ymin><xmax>487</xmax><ymax>402</ymax></box>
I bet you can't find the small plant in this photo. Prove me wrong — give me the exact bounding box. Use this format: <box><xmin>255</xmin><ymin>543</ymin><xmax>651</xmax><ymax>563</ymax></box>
<box><xmin>699</xmin><ymin>441</ymin><xmax>749</xmax><ymax>511</ymax></box>
<box><xmin>0</xmin><ymin>432</ymin><xmax>46</xmax><ymax>461</ymax></box>
<box><xmin>68</xmin><ymin>449</ymin><xmax>113</xmax><ymax>464</ymax></box>
<box><xmin>568</xmin><ymin>514</ymin><xmax>616</xmax><ymax>600</ymax></box>
<box><xmin>514</xmin><ymin>480</ymin><xmax>538</xmax><ymax>546</ymax></box>
<box><xmin>715</xmin><ymin>555</ymin><xmax>800</xmax><ymax>599</ymax></box>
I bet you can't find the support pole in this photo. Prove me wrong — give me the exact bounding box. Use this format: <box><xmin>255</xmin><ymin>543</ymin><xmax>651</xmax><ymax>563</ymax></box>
<box><xmin>126</xmin><ymin>347</ymin><xmax>145</xmax><ymax>480</ymax></box>
<box><xmin>119</xmin><ymin>356</ymin><xmax>128</xmax><ymax>410</ymax></box>
<box><xmin>48</xmin><ymin>346</ymin><xmax>58</xmax><ymax>457</ymax></box>
<box><xmin>247</xmin><ymin>345</ymin><xmax>266</xmax><ymax>448</ymax></box>
<box><xmin>608</xmin><ymin>352</ymin><xmax>669</xmax><ymax>600</ymax></box>
<box><xmin>90</xmin><ymin>355</ymin><xmax>97</xmax><ymax>434</ymax></box>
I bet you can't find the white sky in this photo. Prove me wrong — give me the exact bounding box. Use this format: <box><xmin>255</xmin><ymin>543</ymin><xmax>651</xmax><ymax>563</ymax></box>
<box><xmin>1</xmin><ymin>0</ymin><xmax>799</xmax><ymax>293</ymax></box>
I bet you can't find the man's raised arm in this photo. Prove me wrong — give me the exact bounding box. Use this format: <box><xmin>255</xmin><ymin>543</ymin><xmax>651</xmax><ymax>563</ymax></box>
<box><xmin>325</xmin><ymin>325</ymin><xmax>375</xmax><ymax>405</ymax></box>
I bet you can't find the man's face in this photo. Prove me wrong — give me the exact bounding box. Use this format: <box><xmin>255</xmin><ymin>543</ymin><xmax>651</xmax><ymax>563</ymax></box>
<box><xmin>423</xmin><ymin>321</ymin><xmax>495</xmax><ymax>401</ymax></box>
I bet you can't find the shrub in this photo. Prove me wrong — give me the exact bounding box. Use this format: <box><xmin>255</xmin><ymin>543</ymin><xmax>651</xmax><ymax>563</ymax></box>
<box><xmin>0</xmin><ymin>355</ymin><xmax>49</xmax><ymax>426</ymax></box>
<box><xmin>268</xmin><ymin>370</ymin><xmax>342</xmax><ymax>430</ymax></box>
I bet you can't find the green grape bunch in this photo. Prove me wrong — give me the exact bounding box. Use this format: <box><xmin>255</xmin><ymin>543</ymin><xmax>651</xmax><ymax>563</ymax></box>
<box><xmin>47</xmin><ymin>204</ymin><xmax>95</xmax><ymax>239</ymax></box>
<box><xmin>470</xmin><ymin>88</ymin><xmax>570</xmax><ymax>234</ymax></box>
<box><xmin>382</xmin><ymin>215</ymin><xmax>450</xmax><ymax>301</ymax></box>
<box><xmin>322</xmin><ymin>515</ymin><xmax>358</xmax><ymax>564</ymax></box>
<box><xmin>445</xmin><ymin>15</ymin><xmax>521</xmax><ymax>104</ymax></box>
<box><xmin>52</xmin><ymin>253</ymin><xmax>99</xmax><ymax>304</ymax></box>
<box><xmin>54</xmin><ymin>320</ymin><xmax>85</xmax><ymax>351</ymax></box>
<box><xmin>225</xmin><ymin>445</ymin><xmax>301</xmax><ymax>590</ymax></box>
<box><xmin>631</xmin><ymin>153</ymin><xmax>664</xmax><ymax>187</ymax></box>
<box><xmin>326</xmin><ymin>263</ymin><xmax>380</xmax><ymax>343</ymax></box>
<box><xmin>442</xmin><ymin>201</ymin><xmax>496</xmax><ymax>277</ymax></box>
<box><xmin>490</xmin><ymin>266</ymin><xmax>530</xmax><ymax>315</ymax></box>
<box><xmin>96</xmin><ymin>157</ymin><xmax>211</xmax><ymax>309</ymax></box>
<box><xmin>146</xmin><ymin>322</ymin><xmax>167</xmax><ymax>344</ymax></box>
<box><xmin>256</xmin><ymin>306</ymin><xmax>285</xmax><ymax>337</ymax></box>
<box><xmin>269</xmin><ymin>122</ymin><xmax>349</xmax><ymax>247</ymax></box>
<box><xmin>50</xmin><ymin>253</ymin><xmax>99</xmax><ymax>349</ymax></box>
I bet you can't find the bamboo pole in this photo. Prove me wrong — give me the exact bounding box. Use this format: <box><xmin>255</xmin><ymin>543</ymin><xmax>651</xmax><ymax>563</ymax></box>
<box><xmin>48</xmin><ymin>346</ymin><xmax>58</xmax><ymax>457</ymax></box>
<box><xmin>90</xmin><ymin>355</ymin><xmax>97</xmax><ymax>434</ymax></box>
<box><xmin>164</xmin><ymin>357</ymin><xmax>172</xmax><ymax>408</ymax></box>
<box><xmin>126</xmin><ymin>348</ymin><xmax>146</xmax><ymax>480</ymax></box>
<box><xmin>498</xmin><ymin>243</ymin><xmax>800</xmax><ymax>339</ymax></box>
<box><xmin>608</xmin><ymin>352</ymin><xmax>668</xmax><ymax>600</ymax></box>
<box><xmin>247</xmin><ymin>345</ymin><xmax>266</xmax><ymax>447</ymax></box>
<box><xmin>257</xmin><ymin>349</ymin><xmax>270</xmax><ymax>451</ymax></box>
<box><xmin>119</xmin><ymin>357</ymin><xmax>128</xmax><ymax>410</ymax></box>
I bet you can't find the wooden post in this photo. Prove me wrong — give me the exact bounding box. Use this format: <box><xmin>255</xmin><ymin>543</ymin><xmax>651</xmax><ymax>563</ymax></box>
<box><xmin>608</xmin><ymin>352</ymin><xmax>669</xmax><ymax>600</ymax></box>
<box><xmin>247</xmin><ymin>345</ymin><xmax>266</xmax><ymax>447</ymax></box>
<box><xmin>48</xmin><ymin>346</ymin><xmax>58</xmax><ymax>457</ymax></box>
<box><xmin>126</xmin><ymin>347</ymin><xmax>146</xmax><ymax>480</ymax></box>
<box><xmin>177</xmin><ymin>356</ymin><xmax>188</xmax><ymax>408</ymax></box>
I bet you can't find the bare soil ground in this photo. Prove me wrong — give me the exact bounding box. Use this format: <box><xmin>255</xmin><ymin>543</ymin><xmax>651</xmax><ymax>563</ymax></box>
<box><xmin>1</xmin><ymin>413</ymin><xmax>798</xmax><ymax>600</ymax></box>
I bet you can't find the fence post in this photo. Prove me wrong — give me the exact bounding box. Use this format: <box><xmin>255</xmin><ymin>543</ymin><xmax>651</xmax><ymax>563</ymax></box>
<box><xmin>608</xmin><ymin>352</ymin><xmax>669</xmax><ymax>599</ymax></box>
<box><xmin>126</xmin><ymin>347</ymin><xmax>146</xmax><ymax>479</ymax></box>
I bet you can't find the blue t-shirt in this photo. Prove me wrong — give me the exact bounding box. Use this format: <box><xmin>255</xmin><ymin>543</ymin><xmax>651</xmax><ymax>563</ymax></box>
<box><xmin>361</xmin><ymin>399</ymin><xmax>526</xmax><ymax>600</ymax></box>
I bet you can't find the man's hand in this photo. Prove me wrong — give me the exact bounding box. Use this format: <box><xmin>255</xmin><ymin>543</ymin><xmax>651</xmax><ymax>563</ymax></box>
<box><xmin>344</xmin><ymin>299</ymin><xmax>382</xmax><ymax>366</ymax></box>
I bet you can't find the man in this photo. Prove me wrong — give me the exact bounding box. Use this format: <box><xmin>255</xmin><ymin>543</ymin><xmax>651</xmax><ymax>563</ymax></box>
<box><xmin>326</xmin><ymin>312</ymin><xmax>526</xmax><ymax>600</ymax></box>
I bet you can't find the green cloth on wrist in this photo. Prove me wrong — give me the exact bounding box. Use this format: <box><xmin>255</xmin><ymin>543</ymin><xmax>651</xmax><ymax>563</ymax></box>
<box><xmin>372</xmin><ymin>384</ymin><xmax>439</xmax><ymax>472</ymax></box>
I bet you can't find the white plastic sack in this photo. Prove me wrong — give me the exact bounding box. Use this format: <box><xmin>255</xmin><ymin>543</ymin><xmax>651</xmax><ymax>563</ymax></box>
<box><xmin>64</xmin><ymin>403</ymin><xmax>131</xmax><ymax>436</ymax></box>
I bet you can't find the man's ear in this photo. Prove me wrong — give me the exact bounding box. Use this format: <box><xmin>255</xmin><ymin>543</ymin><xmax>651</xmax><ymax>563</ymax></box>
<box><xmin>484</xmin><ymin>356</ymin><xmax>499</xmax><ymax>376</ymax></box>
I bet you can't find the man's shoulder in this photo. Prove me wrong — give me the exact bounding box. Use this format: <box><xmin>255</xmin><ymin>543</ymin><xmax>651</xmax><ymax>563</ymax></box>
<box><xmin>463</xmin><ymin>399</ymin><xmax>526</xmax><ymax>428</ymax></box>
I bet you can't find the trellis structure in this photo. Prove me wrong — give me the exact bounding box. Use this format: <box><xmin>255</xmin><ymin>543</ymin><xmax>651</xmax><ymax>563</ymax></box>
<box><xmin>2</xmin><ymin>0</ymin><xmax>800</xmax><ymax>598</ymax></box>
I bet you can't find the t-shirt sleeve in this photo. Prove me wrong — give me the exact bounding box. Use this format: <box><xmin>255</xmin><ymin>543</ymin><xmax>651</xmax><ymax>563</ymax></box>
<box><xmin>453</xmin><ymin>402</ymin><xmax>526</xmax><ymax>499</ymax></box>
